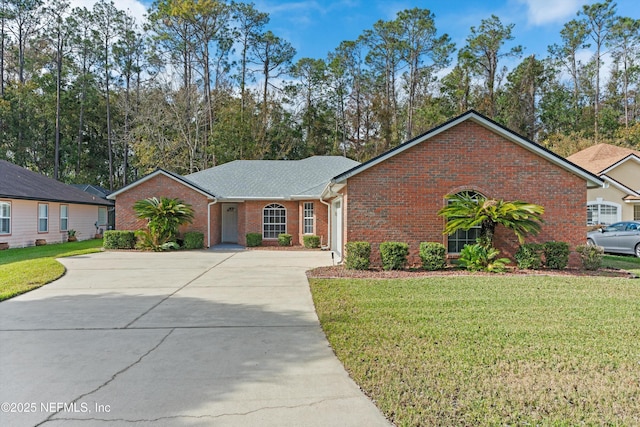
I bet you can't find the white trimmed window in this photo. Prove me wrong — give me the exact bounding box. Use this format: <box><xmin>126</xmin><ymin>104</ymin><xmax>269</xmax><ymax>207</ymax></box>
<box><xmin>635</xmin><ymin>205</ymin><xmax>640</xmax><ymax>221</ymax></box>
<box><xmin>60</xmin><ymin>205</ymin><xmax>69</xmax><ymax>231</ymax></box>
<box><xmin>303</xmin><ymin>202</ymin><xmax>314</xmax><ymax>234</ymax></box>
<box><xmin>38</xmin><ymin>203</ymin><xmax>49</xmax><ymax>233</ymax></box>
<box><xmin>447</xmin><ymin>191</ymin><xmax>482</xmax><ymax>254</ymax></box>
<box><xmin>98</xmin><ymin>207</ymin><xmax>107</xmax><ymax>227</ymax></box>
<box><xmin>0</xmin><ymin>201</ymin><xmax>10</xmax><ymax>234</ymax></box>
<box><xmin>263</xmin><ymin>203</ymin><xmax>286</xmax><ymax>239</ymax></box>
<box><xmin>587</xmin><ymin>201</ymin><xmax>621</xmax><ymax>225</ymax></box>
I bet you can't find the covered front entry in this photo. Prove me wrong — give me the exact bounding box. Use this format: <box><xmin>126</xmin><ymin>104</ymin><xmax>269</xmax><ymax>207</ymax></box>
<box><xmin>221</xmin><ymin>203</ymin><xmax>239</xmax><ymax>243</ymax></box>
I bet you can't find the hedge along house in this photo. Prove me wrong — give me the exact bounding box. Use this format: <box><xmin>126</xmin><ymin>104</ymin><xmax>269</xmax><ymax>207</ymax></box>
<box><xmin>322</xmin><ymin>110</ymin><xmax>604</xmax><ymax>266</ymax></box>
<box><xmin>107</xmin><ymin>156</ymin><xmax>360</xmax><ymax>248</ymax></box>
<box><xmin>0</xmin><ymin>159</ymin><xmax>114</xmax><ymax>248</ymax></box>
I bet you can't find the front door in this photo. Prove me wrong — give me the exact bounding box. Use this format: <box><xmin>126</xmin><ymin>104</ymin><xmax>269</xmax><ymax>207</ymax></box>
<box><xmin>221</xmin><ymin>203</ymin><xmax>238</xmax><ymax>243</ymax></box>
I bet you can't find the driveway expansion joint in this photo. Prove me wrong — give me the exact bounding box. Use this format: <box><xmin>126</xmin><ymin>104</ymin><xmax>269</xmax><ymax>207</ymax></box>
<box><xmin>35</xmin><ymin>328</ymin><xmax>176</xmax><ymax>426</ymax></box>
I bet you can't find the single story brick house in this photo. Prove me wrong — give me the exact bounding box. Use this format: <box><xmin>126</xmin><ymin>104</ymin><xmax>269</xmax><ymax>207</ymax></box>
<box><xmin>0</xmin><ymin>160</ymin><xmax>114</xmax><ymax>248</ymax></box>
<box><xmin>567</xmin><ymin>143</ymin><xmax>640</xmax><ymax>225</ymax></box>
<box><xmin>108</xmin><ymin>156</ymin><xmax>360</xmax><ymax>248</ymax></box>
<box><xmin>110</xmin><ymin>110</ymin><xmax>603</xmax><ymax>266</ymax></box>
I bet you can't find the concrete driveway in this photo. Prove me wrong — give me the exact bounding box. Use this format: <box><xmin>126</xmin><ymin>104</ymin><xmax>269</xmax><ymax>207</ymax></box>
<box><xmin>0</xmin><ymin>250</ymin><xmax>390</xmax><ymax>427</ymax></box>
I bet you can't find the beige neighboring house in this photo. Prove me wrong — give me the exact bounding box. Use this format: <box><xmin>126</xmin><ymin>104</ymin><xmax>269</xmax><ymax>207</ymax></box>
<box><xmin>567</xmin><ymin>143</ymin><xmax>640</xmax><ymax>225</ymax></box>
<box><xmin>0</xmin><ymin>160</ymin><xmax>114</xmax><ymax>248</ymax></box>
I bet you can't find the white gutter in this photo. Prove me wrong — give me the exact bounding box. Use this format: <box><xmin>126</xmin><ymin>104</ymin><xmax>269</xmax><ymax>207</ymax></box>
<box><xmin>207</xmin><ymin>198</ymin><xmax>218</xmax><ymax>248</ymax></box>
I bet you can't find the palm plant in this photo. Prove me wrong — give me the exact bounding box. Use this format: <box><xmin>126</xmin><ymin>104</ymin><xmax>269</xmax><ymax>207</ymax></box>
<box><xmin>438</xmin><ymin>192</ymin><xmax>545</xmax><ymax>249</ymax></box>
<box><xmin>133</xmin><ymin>197</ymin><xmax>194</xmax><ymax>250</ymax></box>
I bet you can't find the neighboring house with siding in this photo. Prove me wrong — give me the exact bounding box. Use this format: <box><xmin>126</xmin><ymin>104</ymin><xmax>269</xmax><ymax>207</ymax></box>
<box><xmin>0</xmin><ymin>160</ymin><xmax>114</xmax><ymax>248</ymax></box>
<box><xmin>567</xmin><ymin>143</ymin><xmax>640</xmax><ymax>225</ymax></box>
<box><xmin>110</xmin><ymin>110</ymin><xmax>603</xmax><ymax>266</ymax></box>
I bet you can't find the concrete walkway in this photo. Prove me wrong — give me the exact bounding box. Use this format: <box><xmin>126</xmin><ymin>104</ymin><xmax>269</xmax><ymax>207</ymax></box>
<box><xmin>0</xmin><ymin>250</ymin><xmax>390</xmax><ymax>427</ymax></box>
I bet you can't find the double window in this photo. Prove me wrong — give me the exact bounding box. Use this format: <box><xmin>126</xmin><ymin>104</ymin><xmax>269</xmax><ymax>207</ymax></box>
<box><xmin>303</xmin><ymin>202</ymin><xmax>314</xmax><ymax>234</ymax></box>
<box><xmin>0</xmin><ymin>202</ymin><xmax>10</xmax><ymax>234</ymax></box>
<box><xmin>263</xmin><ymin>203</ymin><xmax>286</xmax><ymax>239</ymax></box>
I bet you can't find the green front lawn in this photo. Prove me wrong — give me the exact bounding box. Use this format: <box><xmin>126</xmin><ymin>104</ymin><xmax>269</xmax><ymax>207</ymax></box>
<box><xmin>310</xmin><ymin>274</ymin><xmax>640</xmax><ymax>426</ymax></box>
<box><xmin>0</xmin><ymin>239</ymin><xmax>104</xmax><ymax>301</ymax></box>
<box><xmin>603</xmin><ymin>254</ymin><xmax>640</xmax><ymax>276</ymax></box>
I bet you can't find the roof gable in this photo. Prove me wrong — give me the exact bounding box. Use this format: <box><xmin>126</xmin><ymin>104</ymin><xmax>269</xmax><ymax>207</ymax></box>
<box><xmin>567</xmin><ymin>143</ymin><xmax>640</xmax><ymax>175</ymax></box>
<box><xmin>332</xmin><ymin>110</ymin><xmax>603</xmax><ymax>188</ymax></box>
<box><xmin>107</xmin><ymin>169</ymin><xmax>216</xmax><ymax>200</ymax></box>
<box><xmin>0</xmin><ymin>160</ymin><xmax>113</xmax><ymax>206</ymax></box>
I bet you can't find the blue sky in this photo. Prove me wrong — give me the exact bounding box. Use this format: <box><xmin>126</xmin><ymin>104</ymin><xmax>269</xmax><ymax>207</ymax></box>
<box><xmin>76</xmin><ymin>0</ymin><xmax>638</xmax><ymax>64</ymax></box>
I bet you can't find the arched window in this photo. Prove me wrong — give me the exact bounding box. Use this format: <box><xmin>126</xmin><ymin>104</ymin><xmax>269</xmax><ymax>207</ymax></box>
<box><xmin>263</xmin><ymin>203</ymin><xmax>286</xmax><ymax>239</ymax></box>
<box><xmin>446</xmin><ymin>191</ymin><xmax>483</xmax><ymax>254</ymax></box>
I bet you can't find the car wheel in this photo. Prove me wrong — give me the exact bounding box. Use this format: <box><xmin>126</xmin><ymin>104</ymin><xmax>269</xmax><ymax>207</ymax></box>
<box><xmin>636</xmin><ymin>243</ymin><xmax>640</xmax><ymax>258</ymax></box>
<box><xmin>587</xmin><ymin>238</ymin><xmax>596</xmax><ymax>246</ymax></box>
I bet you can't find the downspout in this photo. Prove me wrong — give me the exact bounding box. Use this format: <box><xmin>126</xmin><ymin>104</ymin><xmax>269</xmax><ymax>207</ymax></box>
<box><xmin>319</xmin><ymin>181</ymin><xmax>334</xmax><ymax>250</ymax></box>
<box><xmin>207</xmin><ymin>198</ymin><xmax>218</xmax><ymax>248</ymax></box>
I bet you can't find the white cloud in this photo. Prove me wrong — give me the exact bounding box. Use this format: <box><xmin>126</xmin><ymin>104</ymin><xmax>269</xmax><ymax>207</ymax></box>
<box><xmin>69</xmin><ymin>0</ymin><xmax>149</xmax><ymax>25</ymax></box>
<box><xmin>517</xmin><ymin>0</ymin><xmax>582</xmax><ymax>26</ymax></box>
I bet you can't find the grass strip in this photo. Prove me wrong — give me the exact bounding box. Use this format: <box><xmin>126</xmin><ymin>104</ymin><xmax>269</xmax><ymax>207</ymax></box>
<box><xmin>0</xmin><ymin>239</ymin><xmax>104</xmax><ymax>301</ymax></box>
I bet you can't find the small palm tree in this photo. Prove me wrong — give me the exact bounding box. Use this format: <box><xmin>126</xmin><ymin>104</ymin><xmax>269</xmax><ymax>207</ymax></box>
<box><xmin>134</xmin><ymin>197</ymin><xmax>194</xmax><ymax>249</ymax></box>
<box><xmin>438</xmin><ymin>192</ymin><xmax>544</xmax><ymax>248</ymax></box>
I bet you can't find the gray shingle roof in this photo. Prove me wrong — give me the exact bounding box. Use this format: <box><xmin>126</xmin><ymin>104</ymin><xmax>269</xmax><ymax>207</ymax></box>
<box><xmin>0</xmin><ymin>160</ymin><xmax>113</xmax><ymax>206</ymax></box>
<box><xmin>187</xmin><ymin>156</ymin><xmax>360</xmax><ymax>199</ymax></box>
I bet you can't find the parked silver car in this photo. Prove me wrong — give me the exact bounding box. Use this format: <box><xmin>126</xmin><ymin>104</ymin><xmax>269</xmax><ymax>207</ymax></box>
<box><xmin>587</xmin><ymin>221</ymin><xmax>640</xmax><ymax>257</ymax></box>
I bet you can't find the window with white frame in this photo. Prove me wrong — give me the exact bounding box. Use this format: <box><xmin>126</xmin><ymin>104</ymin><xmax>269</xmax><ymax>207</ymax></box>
<box><xmin>263</xmin><ymin>203</ymin><xmax>286</xmax><ymax>239</ymax></box>
<box><xmin>447</xmin><ymin>191</ymin><xmax>482</xmax><ymax>254</ymax></box>
<box><xmin>587</xmin><ymin>201</ymin><xmax>620</xmax><ymax>225</ymax></box>
<box><xmin>635</xmin><ymin>205</ymin><xmax>640</xmax><ymax>221</ymax></box>
<box><xmin>60</xmin><ymin>205</ymin><xmax>69</xmax><ymax>231</ymax></box>
<box><xmin>0</xmin><ymin>202</ymin><xmax>10</xmax><ymax>234</ymax></box>
<box><xmin>303</xmin><ymin>202</ymin><xmax>314</xmax><ymax>234</ymax></box>
<box><xmin>38</xmin><ymin>203</ymin><xmax>49</xmax><ymax>232</ymax></box>
<box><xmin>98</xmin><ymin>207</ymin><xmax>107</xmax><ymax>227</ymax></box>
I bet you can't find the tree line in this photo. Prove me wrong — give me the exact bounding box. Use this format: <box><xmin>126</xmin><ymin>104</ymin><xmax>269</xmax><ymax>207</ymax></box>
<box><xmin>0</xmin><ymin>0</ymin><xmax>638</xmax><ymax>189</ymax></box>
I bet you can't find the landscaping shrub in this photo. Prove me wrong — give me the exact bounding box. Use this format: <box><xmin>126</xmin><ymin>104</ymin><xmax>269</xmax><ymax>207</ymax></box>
<box><xmin>183</xmin><ymin>231</ymin><xmax>204</xmax><ymax>249</ymax></box>
<box><xmin>103</xmin><ymin>230</ymin><xmax>136</xmax><ymax>249</ymax></box>
<box><xmin>419</xmin><ymin>242</ymin><xmax>446</xmax><ymax>271</ymax></box>
<box><xmin>576</xmin><ymin>244</ymin><xmax>604</xmax><ymax>270</ymax></box>
<box><xmin>345</xmin><ymin>241</ymin><xmax>371</xmax><ymax>270</ymax></box>
<box><xmin>459</xmin><ymin>244</ymin><xmax>510</xmax><ymax>273</ymax></box>
<box><xmin>514</xmin><ymin>243</ymin><xmax>544</xmax><ymax>269</ymax></box>
<box><xmin>544</xmin><ymin>241</ymin><xmax>570</xmax><ymax>269</ymax></box>
<box><xmin>303</xmin><ymin>235</ymin><xmax>321</xmax><ymax>249</ymax></box>
<box><xmin>380</xmin><ymin>242</ymin><xmax>409</xmax><ymax>271</ymax></box>
<box><xmin>278</xmin><ymin>233</ymin><xmax>292</xmax><ymax>246</ymax></box>
<box><xmin>246</xmin><ymin>233</ymin><xmax>262</xmax><ymax>247</ymax></box>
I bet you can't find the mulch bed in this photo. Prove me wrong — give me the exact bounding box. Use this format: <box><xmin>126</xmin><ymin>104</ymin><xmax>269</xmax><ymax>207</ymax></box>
<box><xmin>307</xmin><ymin>265</ymin><xmax>637</xmax><ymax>279</ymax></box>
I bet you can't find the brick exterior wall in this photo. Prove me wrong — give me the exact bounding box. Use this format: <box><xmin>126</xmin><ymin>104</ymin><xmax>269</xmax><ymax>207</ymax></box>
<box><xmin>113</xmin><ymin>174</ymin><xmax>212</xmax><ymax>242</ymax></box>
<box><xmin>344</xmin><ymin>120</ymin><xmax>587</xmax><ymax>267</ymax></box>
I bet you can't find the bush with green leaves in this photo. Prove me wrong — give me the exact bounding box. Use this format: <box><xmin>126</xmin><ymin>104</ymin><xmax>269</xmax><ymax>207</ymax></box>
<box><xmin>514</xmin><ymin>243</ymin><xmax>544</xmax><ymax>269</ymax></box>
<box><xmin>278</xmin><ymin>233</ymin><xmax>292</xmax><ymax>246</ymax></box>
<box><xmin>183</xmin><ymin>231</ymin><xmax>204</xmax><ymax>249</ymax></box>
<box><xmin>419</xmin><ymin>242</ymin><xmax>446</xmax><ymax>271</ymax></box>
<box><xmin>345</xmin><ymin>241</ymin><xmax>371</xmax><ymax>270</ymax></box>
<box><xmin>133</xmin><ymin>197</ymin><xmax>194</xmax><ymax>250</ymax></box>
<box><xmin>380</xmin><ymin>242</ymin><xmax>409</xmax><ymax>271</ymax></box>
<box><xmin>303</xmin><ymin>235</ymin><xmax>321</xmax><ymax>249</ymax></box>
<box><xmin>103</xmin><ymin>230</ymin><xmax>136</xmax><ymax>249</ymax></box>
<box><xmin>246</xmin><ymin>233</ymin><xmax>262</xmax><ymax>247</ymax></box>
<box><xmin>458</xmin><ymin>244</ymin><xmax>510</xmax><ymax>273</ymax></box>
<box><xmin>544</xmin><ymin>241</ymin><xmax>570</xmax><ymax>269</ymax></box>
<box><xmin>135</xmin><ymin>229</ymin><xmax>179</xmax><ymax>251</ymax></box>
<box><xmin>576</xmin><ymin>244</ymin><xmax>604</xmax><ymax>270</ymax></box>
